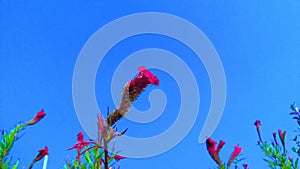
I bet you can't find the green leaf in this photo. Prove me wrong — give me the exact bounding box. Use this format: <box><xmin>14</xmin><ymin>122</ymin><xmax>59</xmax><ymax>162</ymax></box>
<box><xmin>97</xmin><ymin>151</ymin><xmax>104</xmax><ymax>160</ymax></box>
<box><xmin>3</xmin><ymin>159</ymin><xmax>10</xmax><ymax>169</ymax></box>
<box><xmin>11</xmin><ymin>160</ymin><xmax>19</xmax><ymax>169</ymax></box>
<box><xmin>84</xmin><ymin>150</ymin><xmax>92</xmax><ymax>164</ymax></box>
<box><xmin>72</xmin><ymin>160</ymin><xmax>79</xmax><ymax>167</ymax></box>
<box><xmin>92</xmin><ymin>146</ymin><xmax>98</xmax><ymax>157</ymax></box>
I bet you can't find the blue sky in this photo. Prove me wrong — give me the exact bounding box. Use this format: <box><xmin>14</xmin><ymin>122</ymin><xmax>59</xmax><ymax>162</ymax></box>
<box><xmin>1</xmin><ymin>1</ymin><xmax>300</xmax><ymax>169</ymax></box>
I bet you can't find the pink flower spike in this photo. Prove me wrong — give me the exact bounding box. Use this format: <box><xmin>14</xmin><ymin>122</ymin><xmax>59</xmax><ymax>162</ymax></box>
<box><xmin>243</xmin><ymin>164</ymin><xmax>248</xmax><ymax>169</ymax></box>
<box><xmin>227</xmin><ymin>144</ymin><xmax>242</xmax><ymax>167</ymax></box>
<box><xmin>206</xmin><ymin>137</ymin><xmax>224</xmax><ymax>167</ymax></box>
<box><xmin>206</xmin><ymin>137</ymin><xmax>217</xmax><ymax>153</ymax></box>
<box><xmin>233</xmin><ymin>144</ymin><xmax>242</xmax><ymax>156</ymax></box>
<box><xmin>26</xmin><ymin>109</ymin><xmax>46</xmax><ymax>125</ymax></box>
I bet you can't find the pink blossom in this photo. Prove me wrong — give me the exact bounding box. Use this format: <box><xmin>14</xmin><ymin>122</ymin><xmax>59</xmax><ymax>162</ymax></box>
<box><xmin>227</xmin><ymin>144</ymin><xmax>242</xmax><ymax>167</ymax></box>
<box><xmin>68</xmin><ymin>132</ymin><xmax>91</xmax><ymax>150</ymax></box>
<box><xmin>254</xmin><ymin>120</ymin><xmax>263</xmax><ymax>142</ymax></box>
<box><xmin>68</xmin><ymin>131</ymin><xmax>93</xmax><ymax>162</ymax></box>
<box><xmin>128</xmin><ymin>66</ymin><xmax>159</xmax><ymax>102</ymax></box>
<box><xmin>206</xmin><ymin>137</ymin><xmax>224</xmax><ymax>167</ymax></box>
<box><xmin>278</xmin><ymin>129</ymin><xmax>286</xmax><ymax>150</ymax></box>
<box><xmin>26</xmin><ymin>109</ymin><xmax>46</xmax><ymax>125</ymax></box>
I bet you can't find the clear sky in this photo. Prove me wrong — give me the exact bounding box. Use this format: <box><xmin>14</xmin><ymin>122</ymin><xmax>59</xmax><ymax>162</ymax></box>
<box><xmin>1</xmin><ymin>1</ymin><xmax>300</xmax><ymax>169</ymax></box>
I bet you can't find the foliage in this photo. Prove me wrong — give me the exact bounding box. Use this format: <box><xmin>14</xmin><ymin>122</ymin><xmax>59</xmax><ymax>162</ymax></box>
<box><xmin>0</xmin><ymin>109</ymin><xmax>47</xmax><ymax>169</ymax></box>
<box><xmin>251</xmin><ymin>102</ymin><xmax>300</xmax><ymax>169</ymax></box>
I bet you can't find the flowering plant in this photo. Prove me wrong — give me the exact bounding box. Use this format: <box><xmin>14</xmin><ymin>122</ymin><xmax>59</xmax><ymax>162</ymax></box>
<box><xmin>0</xmin><ymin>109</ymin><xmax>47</xmax><ymax>169</ymax></box>
<box><xmin>251</xmin><ymin>102</ymin><xmax>300</xmax><ymax>169</ymax></box>
<box><xmin>206</xmin><ymin>137</ymin><xmax>246</xmax><ymax>169</ymax></box>
<box><xmin>0</xmin><ymin>66</ymin><xmax>159</xmax><ymax>169</ymax></box>
<box><xmin>64</xmin><ymin>66</ymin><xmax>159</xmax><ymax>169</ymax></box>
<box><xmin>205</xmin><ymin>102</ymin><xmax>300</xmax><ymax>169</ymax></box>
<box><xmin>4</xmin><ymin>66</ymin><xmax>300</xmax><ymax>169</ymax></box>
<box><xmin>254</xmin><ymin>119</ymin><xmax>296</xmax><ymax>168</ymax></box>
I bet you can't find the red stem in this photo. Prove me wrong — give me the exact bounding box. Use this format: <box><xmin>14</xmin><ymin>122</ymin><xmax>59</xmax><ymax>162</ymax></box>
<box><xmin>104</xmin><ymin>139</ymin><xmax>109</xmax><ymax>169</ymax></box>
